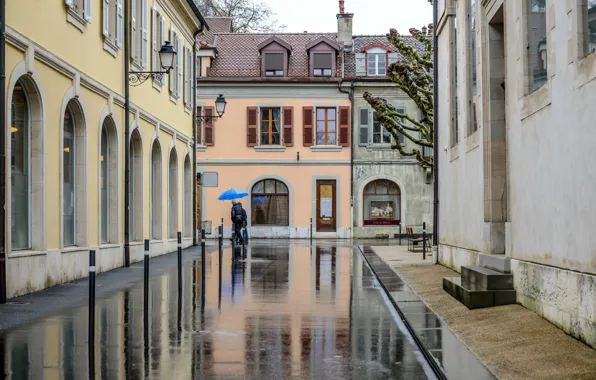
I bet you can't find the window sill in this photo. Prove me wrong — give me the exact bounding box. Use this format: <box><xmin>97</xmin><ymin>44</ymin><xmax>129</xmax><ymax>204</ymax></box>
<box><xmin>103</xmin><ymin>39</ymin><xmax>118</xmax><ymax>58</ymax></box>
<box><xmin>449</xmin><ymin>144</ymin><xmax>460</xmax><ymax>162</ymax></box>
<box><xmin>99</xmin><ymin>243</ymin><xmax>121</xmax><ymax>249</ymax></box>
<box><xmin>255</xmin><ymin>146</ymin><xmax>286</xmax><ymax>152</ymax></box>
<box><xmin>576</xmin><ymin>51</ymin><xmax>596</xmax><ymax>89</ymax></box>
<box><xmin>132</xmin><ymin>61</ymin><xmax>143</xmax><ymax>72</ymax></box>
<box><xmin>366</xmin><ymin>144</ymin><xmax>400</xmax><ymax>151</ymax></box>
<box><xmin>150</xmin><ymin>239</ymin><xmax>164</xmax><ymax>244</ymax></box>
<box><xmin>8</xmin><ymin>250</ymin><xmax>46</xmax><ymax>258</ymax></box>
<box><xmin>62</xmin><ymin>246</ymin><xmax>89</xmax><ymax>254</ymax></box>
<box><xmin>184</xmin><ymin>105</ymin><xmax>192</xmax><ymax>114</ymax></box>
<box><xmin>310</xmin><ymin>145</ymin><xmax>342</xmax><ymax>152</ymax></box>
<box><xmin>152</xmin><ymin>80</ymin><xmax>163</xmax><ymax>92</ymax></box>
<box><xmin>66</xmin><ymin>8</ymin><xmax>87</xmax><ymax>33</ymax></box>
<box><xmin>170</xmin><ymin>94</ymin><xmax>179</xmax><ymax>104</ymax></box>
<box><xmin>197</xmin><ymin>145</ymin><xmax>207</xmax><ymax>152</ymax></box>
<box><xmin>129</xmin><ymin>241</ymin><xmax>145</xmax><ymax>246</ymax></box>
<box><xmin>521</xmin><ymin>81</ymin><xmax>551</xmax><ymax>120</ymax></box>
<box><xmin>465</xmin><ymin>128</ymin><xmax>481</xmax><ymax>153</ymax></box>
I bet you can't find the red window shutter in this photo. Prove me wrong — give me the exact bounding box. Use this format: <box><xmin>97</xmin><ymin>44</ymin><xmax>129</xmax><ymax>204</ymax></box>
<box><xmin>302</xmin><ymin>106</ymin><xmax>313</xmax><ymax>147</ymax></box>
<box><xmin>247</xmin><ymin>107</ymin><xmax>258</xmax><ymax>146</ymax></box>
<box><xmin>205</xmin><ymin>107</ymin><xmax>214</xmax><ymax>146</ymax></box>
<box><xmin>338</xmin><ymin>106</ymin><xmax>350</xmax><ymax>147</ymax></box>
<box><xmin>282</xmin><ymin>106</ymin><xmax>293</xmax><ymax>147</ymax></box>
<box><xmin>196</xmin><ymin>106</ymin><xmax>202</xmax><ymax>144</ymax></box>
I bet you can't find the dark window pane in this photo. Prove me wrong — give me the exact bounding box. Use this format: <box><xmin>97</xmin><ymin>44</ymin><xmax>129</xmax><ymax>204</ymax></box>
<box><xmin>261</xmin><ymin>133</ymin><xmax>270</xmax><ymax>145</ymax></box>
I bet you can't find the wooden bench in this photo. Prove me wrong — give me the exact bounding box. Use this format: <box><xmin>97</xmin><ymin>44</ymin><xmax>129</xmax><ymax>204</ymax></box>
<box><xmin>406</xmin><ymin>226</ymin><xmax>431</xmax><ymax>253</ymax></box>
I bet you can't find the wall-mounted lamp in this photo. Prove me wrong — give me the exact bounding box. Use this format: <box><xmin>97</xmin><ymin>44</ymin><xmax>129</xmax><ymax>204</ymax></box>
<box><xmin>129</xmin><ymin>41</ymin><xmax>177</xmax><ymax>86</ymax></box>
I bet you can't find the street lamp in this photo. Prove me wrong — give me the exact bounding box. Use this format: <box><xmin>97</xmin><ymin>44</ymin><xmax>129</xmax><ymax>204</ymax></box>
<box><xmin>197</xmin><ymin>94</ymin><xmax>228</xmax><ymax>120</ymax></box>
<box><xmin>129</xmin><ymin>41</ymin><xmax>177</xmax><ymax>86</ymax></box>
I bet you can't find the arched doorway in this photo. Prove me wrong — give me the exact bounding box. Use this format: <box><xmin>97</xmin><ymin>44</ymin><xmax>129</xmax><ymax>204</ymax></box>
<box><xmin>100</xmin><ymin>116</ymin><xmax>118</xmax><ymax>244</ymax></box>
<box><xmin>168</xmin><ymin>147</ymin><xmax>178</xmax><ymax>239</ymax></box>
<box><xmin>362</xmin><ymin>179</ymin><xmax>401</xmax><ymax>226</ymax></box>
<box><xmin>150</xmin><ymin>140</ymin><xmax>162</xmax><ymax>240</ymax></box>
<box><xmin>183</xmin><ymin>155</ymin><xmax>192</xmax><ymax>238</ymax></box>
<box><xmin>251</xmin><ymin>179</ymin><xmax>289</xmax><ymax>226</ymax></box>
<box><xmin>130</xmin><ymin>128</ymin><xmax>143</xmax><ymax>242</ymax></box>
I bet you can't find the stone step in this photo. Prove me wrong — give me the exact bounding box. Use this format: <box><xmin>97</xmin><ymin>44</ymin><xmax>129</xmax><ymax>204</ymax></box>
<box><xmin>443</xmin><ymin>277</ymin><xmax>517</xmax><ymax>309</ymax></box>
<box><xmin>461</xmin><ymin>266</ymin><xmax>513</xmax><ymax>290</ymax></box>
<box><xmin>478</xmin><ymin>253</ymin><xmax>511</xmax><ymax>273</ymax></box>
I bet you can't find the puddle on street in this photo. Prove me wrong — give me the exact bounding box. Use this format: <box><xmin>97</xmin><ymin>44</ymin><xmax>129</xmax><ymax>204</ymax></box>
<box><xmin>0</xmin><ymin>241</ymin><xmax>433</xmax><ymax>379</ymax></box>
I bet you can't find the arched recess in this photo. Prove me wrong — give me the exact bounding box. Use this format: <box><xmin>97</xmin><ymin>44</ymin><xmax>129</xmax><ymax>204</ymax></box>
<box><xmin>150</xmin><ymin>138</ymin><xmax>163</xmax><ymax>240</ymax></box>
<box><xmin>168</xmin><ymin>146</ymin><xmax>179</xmax><ymax>239</ymax></box>
<box><xmin>99</xmin><ymin>113</ymin><xmax>119</xmax><ymax>244</ymax></box>
<box><xmin>60</xmin><ymin>91</ymin><xmax>88</xmax><ymax>248</ymax></box>
<box><xmin>6</xmin><ymin>63</ymin><xmax>46</xmax><ymax>252</ymax></box>
<box><xmin>357</xmin><ymin>174</ymin><xmax>407</xmax><ymax>228</ymax></box>
<box><xmin>248</xmin><ymin>177</ymin><xmax>292</xmax><ymax>227</ymax></box>
<box><xmin>183</xmin><ymin>153</ymin><xmax>192</xmax><ymax>238</ymax></box>
<box><xmin>129</xmin><ymin>127</ymin><xmax>143</xmax><ymax>242</ymax></box>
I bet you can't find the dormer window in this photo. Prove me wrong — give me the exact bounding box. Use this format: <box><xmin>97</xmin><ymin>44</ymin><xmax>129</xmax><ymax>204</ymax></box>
<box><xmin>258</xmin><ymin>37</ymin><xmax>293</xmax><ymax>78</ymax></box>
<box><xmin>264</xmin><ymin>53</ymin><xmax>284</xmax><ymax>76</ymax></box>
<box><xmin>367</xmin><ymin>47</ymin><xmax>387</xmax><ymax>76</ymax></box>
<box><xmin>306</xmin><ymin>36</ymin><xmax>340</xmax><ymax>77</ymax></box>
<box><xmin>313</xmin><ymin>53</ymin><xmax>333</xmax><ymax>76</ymax></box>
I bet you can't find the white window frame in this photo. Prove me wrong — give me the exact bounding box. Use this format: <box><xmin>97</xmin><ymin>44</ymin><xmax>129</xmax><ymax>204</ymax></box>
<box><xmin>141</xmin><ymin>0</ymin><xmax>148</xmax><ymax>68</ymax></box>
<box><xmin>115</xmin><ymin>0</ymin><xmax>123</xmax><ymax>48</ymax></box>
<box><xmin>371</xmin><ymin>109</ymin><xmax>393</xmax><ymax>145</ymax></box>
<box><xmin>177</xmin><ymin>36</ymin><xmax>183</xmax><ymax>98</ymax></box>
<box><xmin>314</xmin><ymin>106</ymin><xmax>339</xmax><ymax>146</ymax></box>
<box><xmin>367</xmin><ymin>47</ymin><xmax>387</xmax><ymax>76</ymax></box>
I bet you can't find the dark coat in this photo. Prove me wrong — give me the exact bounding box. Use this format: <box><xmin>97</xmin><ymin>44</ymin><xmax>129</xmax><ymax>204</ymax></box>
<box><xmin>231</xmin><ymin>203</ymin><xmax>245</xmax><ymax>224</ymax></box>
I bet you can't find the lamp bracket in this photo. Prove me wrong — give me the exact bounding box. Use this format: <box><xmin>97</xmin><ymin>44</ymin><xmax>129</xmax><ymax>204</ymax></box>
<box><xmin>129</xmin><ymin>71</ymin><xmax>168</xmax><ymax>87</ymax></box>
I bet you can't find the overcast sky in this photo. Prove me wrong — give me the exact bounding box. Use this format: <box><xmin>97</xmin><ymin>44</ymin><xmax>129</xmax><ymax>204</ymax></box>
<box><xmin>267</xmin><ymin>0</ymin><xmax>432</xmax><ymax>36</ymax></box>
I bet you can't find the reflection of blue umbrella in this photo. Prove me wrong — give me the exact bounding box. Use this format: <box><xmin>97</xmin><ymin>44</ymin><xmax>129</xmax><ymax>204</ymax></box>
<box><xmin>218</xmin><ymin>188</ymin><xmax>248</xmax><ymax>201</ymax></box>
<box><xmin>251</xmin><ymin>196</ymin><xmax>267</xmax><ymax>205</ymax></box>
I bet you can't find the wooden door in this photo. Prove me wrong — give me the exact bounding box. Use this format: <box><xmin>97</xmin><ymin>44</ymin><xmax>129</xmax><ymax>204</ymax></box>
<box><xmin>316</xmin><ymin>180</ymin><xmax>336</xmax><ymax>232</ymax></box>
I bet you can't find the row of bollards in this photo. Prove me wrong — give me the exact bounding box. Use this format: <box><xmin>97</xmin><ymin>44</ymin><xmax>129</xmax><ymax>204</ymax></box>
<box><xmin>88</xmin><ymin>232</ymin><xmax>188</xmax><ymax>378</ymax></box>
<box><xmin>422</xmin><ymin>222</ymin><xmax>427</xmax><ymax>261</ymax></box>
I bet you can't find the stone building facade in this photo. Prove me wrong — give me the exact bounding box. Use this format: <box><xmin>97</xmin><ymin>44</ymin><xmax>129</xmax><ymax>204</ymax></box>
<box><xmin>437</xmin><ymin>0</ymin><xmax>596</xmax><ymax>349</ymax></box>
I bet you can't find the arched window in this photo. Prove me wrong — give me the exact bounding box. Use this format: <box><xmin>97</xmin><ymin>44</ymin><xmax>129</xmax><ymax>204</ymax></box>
<box><xmin>150</xmin><ymin>140</ymin><xmax>162</xmax><ymax>240</ymax></box>
<box><xmin>11</xmin><ymin>80</ymin><xmax>30</xmax><ymax>250</ymax></box>
<box><xmin>251</xmin><ymin>179</ymin><xmax>289</xmax><ymax>226</ymax></box>
<box><xmin>62</xmin><ymin>99</ymin><xmax>86</xmax><ymax>247</ymax></box>
<box><xmin>168</xmin><ymin>148</ymin><xmax>178</xmax><ymax>239</ymax></box>
<box><xmin>363</xmin><ymin>179</ymin><xmax>401</xmax><ymax>226</ymax></box>
<box><xmin>183</xmin><ymin>155</ymin><xmax>192</xmax><ymax>238</ymax></box>
<box><xmin>130</xmin><ymin>129</ymin><xmax>143</xmax><ymax>241</ymax></box>
<box><xmin>100</xmin><ymin>117</ymin><xmax>118</xmax><ymax>244</ymax></box>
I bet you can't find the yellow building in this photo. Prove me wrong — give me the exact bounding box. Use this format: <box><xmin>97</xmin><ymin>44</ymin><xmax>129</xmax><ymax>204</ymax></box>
<box><xmin>2</xmin><ymin>0</ymin><xmax>207</xmax><ymax>298</ymax></box>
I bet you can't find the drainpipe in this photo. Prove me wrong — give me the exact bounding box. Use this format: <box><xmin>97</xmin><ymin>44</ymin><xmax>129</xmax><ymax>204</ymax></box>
<box><xmin>124</xmin><ymin>0</ymin><xmax>131</xmax><ymax>267</ymax></box>
<box><xmin>0</xmin><ymin>0</ymin><xmax>7</xmax><ymax>303</ymax></box>
<box><xmin>432</xmin><ymin>0</ymin><xmax>439</xmax><ymax>262</ymax></box>
<box><xmin>337</xmin><ymin>79</ymin><xmax>354</xmax><ymax>239</ymax></box>
<box><xmin>193</xmin><ymin>24</ymin><xmax>204</xmax><ymax>246</ymax></box>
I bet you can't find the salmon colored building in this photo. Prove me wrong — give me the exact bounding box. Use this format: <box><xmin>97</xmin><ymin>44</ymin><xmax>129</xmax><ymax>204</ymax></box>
<box><xmin>196</xmin><ymin>17</ymin><xmax>353</xmax><ymax>239</ymax></box>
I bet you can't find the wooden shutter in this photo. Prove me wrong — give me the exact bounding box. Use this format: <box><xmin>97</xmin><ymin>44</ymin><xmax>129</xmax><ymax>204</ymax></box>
<box><xmin>196</xmin><ymin>107</ymin><xmax>203</xmax><ymax>145</ymax></box>
<box><xmin>116</xmin><ymin>0</ymin><xmax>123</xmax><ymax>48</ymax></box>
<box><xmin>247</xmin><ymin>107</ymin><xmax>258</xmax><ymax>147</ymax></box>
<box><xmin>302</xmin><ymin>107</ymin><xmax>313</xmax><ymax>147</ymax></box>
<box><xmin>355</xmin><ymin>53</ymin><xmax>366</xmax><ymax>76</ymax></box>
<box><xmin>102</xmin><ymin>0</ymin><xmax>109</xmax><ymax>36</ymax></box>
<box><xmin>131</xmin><ymin>0</ymin><xmax>137</xmax><ymax>59</ymax></box>
<box><xmin>282</xmin><ymin>107</ymin><xmax>293</xmax><ymax>147</ymax></box>
<box><xmin>141</xmin><ymin>0</ymin><xmax>148</xmax><ymax>67</ymax></box>
<box><xmin>84</xmin><ymin>0</ymin><xmax>92</xmax><ymax>22</ymax></box>
<box><xmin>177</xmin><ymin>36</ymin><xmax>183</xmax><ymax>97</ymax></box>
<box><xmin>169</xmin><ymin>28</ymin><xmax>175</xmax><ymax>92</ymax></box>
<box><xmin>358</xmin><ymin>107</ymin><xmax>369</xmax><ymax>146</ymax></box>
<box><xmin>160</xmin><ymin>17</ymin><xmax>165</xmax><ymax>84</ymax></box>
<box><xmin>204</xmin><ymin>107</ymin><xmax>214</xmax><ymax>146</ymax></box>
<box><xmin>152</xmin><ymin>7</ymin><xmax>157</xmax><ymax>71</ymax></box>
<box><xmin>338</xmin><ymin>106</ymin><xmax>350</xmax><ymax>147</ymax></box>
<box><xmin>388</xmin><ymin>52</ymin><xmax>399</xmax><ymax>69</ymax></box>
<box><xmin>184</xmin><ymin>47</ymin><xmax>190</xmax><ymax>104</ymax></box>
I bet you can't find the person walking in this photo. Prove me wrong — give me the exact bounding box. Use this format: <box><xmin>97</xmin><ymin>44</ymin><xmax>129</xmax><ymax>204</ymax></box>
<box><xmin>230</xmin><ymin>200</ymin><xmax>245</xmax><ymax>244</ymax></box>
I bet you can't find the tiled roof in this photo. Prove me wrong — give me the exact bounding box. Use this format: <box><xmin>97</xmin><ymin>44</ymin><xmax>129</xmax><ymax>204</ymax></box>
<box><xmin>201</xmin><ymin>17</ymin><xmax>233</xmax><ymax>44</ymax></box>
<box><xmin>344</xmin><ymin>35</ymin><xmax>428</xmax><ymax>78</ymax></box>
<box><xmin>207</xmin><ymin>32</ymin><xmax>339</xmax><ymax>78</ymax></box>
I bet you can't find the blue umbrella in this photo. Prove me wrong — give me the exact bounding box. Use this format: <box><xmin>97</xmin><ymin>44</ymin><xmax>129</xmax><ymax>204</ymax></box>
<box><xmin>218</xmin><ymin>188</ymin><xmax>249</xmax><ymax>201</ymax></box>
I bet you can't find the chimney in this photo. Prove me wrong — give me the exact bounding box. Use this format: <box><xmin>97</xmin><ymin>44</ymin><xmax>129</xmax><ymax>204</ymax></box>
<box><xmin>337</xmin><ymin>2</ymin><xmax>353</xmax><ymax>50</ymax></box>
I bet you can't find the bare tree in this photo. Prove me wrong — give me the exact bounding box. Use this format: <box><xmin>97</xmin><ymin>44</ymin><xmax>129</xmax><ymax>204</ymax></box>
<box><xmin>195</xmin><ymin>0</ymin><xmax>285</xmax><ymax>32</ymax></box>
<box><xmin>364</xmin><ymin>26</ymin><xmax>434</xmax><ymax>169</ymax></box>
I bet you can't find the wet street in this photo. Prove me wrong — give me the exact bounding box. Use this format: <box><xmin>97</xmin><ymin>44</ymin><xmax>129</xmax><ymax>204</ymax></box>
<box><xmin>0</xmin><ymin>241</ymin><xmax>437</xmax><ymax>379</ymax></box>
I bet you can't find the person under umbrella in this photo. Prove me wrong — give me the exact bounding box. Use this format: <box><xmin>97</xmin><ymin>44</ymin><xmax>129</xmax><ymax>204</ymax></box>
<box><xmin>230</xmin><ymin>200</ymin><xmax>246</xmax><ymax>244</ymax></box>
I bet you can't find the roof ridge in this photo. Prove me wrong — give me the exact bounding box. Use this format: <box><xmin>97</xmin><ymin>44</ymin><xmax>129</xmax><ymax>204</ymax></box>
<box><xmin>214</xmin><ymin>32</ymin><xmax>337</xmax><ymax>36</ymax></box>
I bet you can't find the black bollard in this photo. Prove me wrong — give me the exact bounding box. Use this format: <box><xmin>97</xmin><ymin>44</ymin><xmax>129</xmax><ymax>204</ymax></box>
<box><xmin>220</xmin><ymin>218</ymin><xmax>224</xmax><ymax>245</ymax></box>
<box><xmin>201</xmin><ymin>238</ymin><xmax>206</xmax><ymax>310</ymax></box>
<box><xmin>88</xmin><ymin>250</ymin><xmax>96</xmax><ymax>379</ymax></box>
<box><xmin>423</xmin><ymin>222</ymin><xmax>427</xmax><ymax>261</ymax></box>
<box><xmin>143</xmin><ymin>240</ymin><xmax>149</xmax><ymax>331</ymax></box>
<box><xmin>218</xmin><ymin>241</ymin><xmax>223</xmax><ymax>310</ymax></box>
<box><xmin>218</xmin><ymin>224</ymin><xmax>223</xmax><ymax>246</ymax></box>
<box><xmin>310</xmin><ymin>217</ymin><xmax>313</xmax><ymax>244</ymax></box>
<box><xmin>177</xmin><ymin>232</ymin><xmax>182</xmax><ymax>296</ymax></box>
<box><xmin>399</xmin><ymin>225</ymin><xmax>402</xmax><ymax>246</ymax></box>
